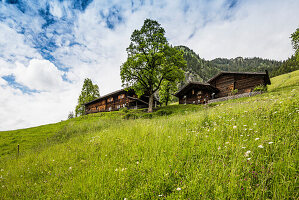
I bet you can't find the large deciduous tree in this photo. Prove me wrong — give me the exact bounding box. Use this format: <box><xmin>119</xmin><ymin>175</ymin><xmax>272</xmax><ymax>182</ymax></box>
<box><xmin>75</xmin><ymin>78</ymin><xmax>100</xmax><ymax>117</ymax></box>
<box><xmin>120</xmin><ymin>19</ymin><xmax>186</xmax><ymax>112</ymax></box>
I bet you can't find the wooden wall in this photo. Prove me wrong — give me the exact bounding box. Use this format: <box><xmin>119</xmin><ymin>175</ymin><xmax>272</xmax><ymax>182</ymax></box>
<box><xmin>209</xmin><ymin>74</ymin><xmax>266</xmax><ymax>98</ymax></box>
<box><xmin>178</xmin><ymin>88</ymin><xmax>212</xmax><ymax>104</ymax></box>
<box><xmin>85</xmin><ymin>92</ymin><xmax>149</xmax><ymax>114</ymax></box>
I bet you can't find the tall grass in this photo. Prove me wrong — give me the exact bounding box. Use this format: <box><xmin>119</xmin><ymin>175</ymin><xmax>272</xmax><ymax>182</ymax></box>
<box><xmin>0</xmin><ymin>71</ymin><xmax>298</xmax><ymax>199</ymax></box>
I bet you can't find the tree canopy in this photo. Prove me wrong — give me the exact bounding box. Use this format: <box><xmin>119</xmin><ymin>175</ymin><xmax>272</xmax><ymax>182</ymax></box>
<box><xmin>120</xmin><ymin>19</ymin><xmax>186</xmax><ymax>112</ymax></box>
<box><xmin>75</xmin><ymin>78</ymin><xmax>100</xmax><ymax>117</ymax></box>
<box><xmin>291</xmin><ymin>28</ymin><xmax>299</xmax><ymax>61</ymax></box>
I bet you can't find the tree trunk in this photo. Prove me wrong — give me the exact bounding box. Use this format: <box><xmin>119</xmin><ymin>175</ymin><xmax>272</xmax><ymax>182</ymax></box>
<box><xmin>148</xmin><ymin>94</ymin><xmax>154</xmax><ymax>113</ymax></box>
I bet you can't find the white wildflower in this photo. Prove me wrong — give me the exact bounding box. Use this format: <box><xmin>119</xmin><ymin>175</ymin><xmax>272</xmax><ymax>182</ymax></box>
<box><xmin>242</xmin><ymin>147</ymin><xmax>246</xmax><ymax>149</ymax></box>
<box><xmin>176</xmin><ymin>187</ymin><xmax>181</xmax><ymax>191</ymax></box>
<box><xmin>115</xmin><ymin>169</ymin><xmax>118</xmax><ymax>172</ymax></box>
<box><xmin>268</xmin><ymin>142</ymin><xmax>274</xmax><ymax>144</ymax></box>
<box><xmin>218</xmin><ymin>146</ymin><xmax>221</xmax><ymax>150</ymax></box>
<box><xmin>158</xmin><ymin>194</ymin><xmax>163</xmax><ymax>197</ymax></box>
<box><xmin>240</xmin><ymin>135</ymin><xmax>243</xmax><ymax>136</ymax></box>
<box><xmin>225</xmin><ymin>142</ymin><xmax>229</xmax><ymax>144</ymax></box>
<box><xmin>247</xmin><ymin>158</ymin><xmax>251</xmax><ymax>160</ymax></box>
<box><xmin>245</xmin><ymin>150</ymin><xmax>251</xmax><ymax>157</ymax></box>
<box><xmin>258</xmin><ymin>145</ymin><xmax>264</xmax><ymax>148</ymax></box>
<box><xmin>233</xmin><ymin>126</ymin><xmax>237</xmax><ymax>129</ymax></box>
<box><xmin>136</xmin><ymin>161</ymin><xmax>139</xmax><ymax>165</ymax></box>
<box><xmin>69</xmin><ymin>167</ymin><xmax>72</xmax><ymax>170</ymax></box>
<box><xmin>244</xmin><ymin>129</ymin><xmax>247</xmax><ymax>131</ymax></box>
<box><xmin>255</xmin><ymin>138</ymin><xmax>260</xmax><ymax>141</ymax></box>
<box><xmin>243</xmin><ymin>125</ymin><xmax>247</xmax><ymax>127</ymax></box>
<box><xmin>253</xmin><ymin>123</ymin><xmax>257</xmax><ymax>126</ymax></box>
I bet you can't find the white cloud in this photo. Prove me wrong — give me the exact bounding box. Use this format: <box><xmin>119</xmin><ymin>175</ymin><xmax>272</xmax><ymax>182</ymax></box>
<box><xmin>13</xmin><ymin>59</ymin><xmax>67</xmax><ymax>92</ymax></box>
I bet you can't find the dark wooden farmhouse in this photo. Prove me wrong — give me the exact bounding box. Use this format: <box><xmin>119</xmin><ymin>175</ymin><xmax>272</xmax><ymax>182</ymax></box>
<box><xmin>207</xmin><ymin>71</ymin><xmax>271</xmax><ymax>98</ymax></box>
<box><xmin>174</xmin><ymin>82</ymin><xmax>219</xmax><ymax>104</ymax></box>
<box><xmin>84</xmin><ymin>89</ymin><xmax>158</xmax><ymax>114</ymax></box>
<box><xmin>175</xmin><ymin>71</ymin><xmax>271</xmax><ymax>104</ymax></box>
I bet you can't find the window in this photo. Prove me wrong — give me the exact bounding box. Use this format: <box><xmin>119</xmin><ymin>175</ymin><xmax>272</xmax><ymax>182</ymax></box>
<box><xmin>107</xmin><ymin>97</ymin><xmax>113</xmax><ymax>102</ymax></box>
<box><xmin>118</xmin><ymin>94</ymin><xmax>125</xmax><ymax>99</ymax></box>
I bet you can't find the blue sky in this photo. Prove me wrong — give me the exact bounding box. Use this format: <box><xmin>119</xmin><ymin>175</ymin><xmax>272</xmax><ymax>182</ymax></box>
<box><xmin>0</xmin><ymin>0</ymin><xmax>298</xmax><ymax>131</ymax></box>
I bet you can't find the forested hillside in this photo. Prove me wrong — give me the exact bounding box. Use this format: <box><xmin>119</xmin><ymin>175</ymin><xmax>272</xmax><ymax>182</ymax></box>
<box><xmin>176</xmin><ymin>45</ymin><xmax>298</xmax><ymax>83</ymax></box>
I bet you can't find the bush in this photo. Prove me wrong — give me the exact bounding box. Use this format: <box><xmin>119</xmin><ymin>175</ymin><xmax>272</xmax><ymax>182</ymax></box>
<box><xmin>155</xmin><ymin>110</ymin><xmax>173</xmax><ymax>116</ymax></box>
<box><xmin>142</xmin><ymin>113</ymin><xmax>153</xmax><ymax>119</ymax></box>
<box><xmin>123</xmin><ymin>113</ymin><xmax>138</xmax><ymax>120</ymax></box>
<box><xmin>253</xmin><ymin>84</ymin><xmax>267</xmax><ymax>92</ymax></box>
<box><xmin>119</xmin><ymin>107</ymin><xmax>129</xmax><ymax>113</ymax></box>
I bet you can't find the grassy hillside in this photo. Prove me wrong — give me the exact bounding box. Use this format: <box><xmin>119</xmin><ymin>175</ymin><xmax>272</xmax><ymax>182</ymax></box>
<box><xmin>0</xmin><ymin>71</ymin><xmax>298</xmax><ymax>199</ymax></box>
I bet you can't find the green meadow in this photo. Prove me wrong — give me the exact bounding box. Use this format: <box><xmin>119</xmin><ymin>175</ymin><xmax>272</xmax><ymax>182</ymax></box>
<box><xmin>0</xmin><ymin>70</ymin><xmax>298</xmax><ymax>199</ymax></box>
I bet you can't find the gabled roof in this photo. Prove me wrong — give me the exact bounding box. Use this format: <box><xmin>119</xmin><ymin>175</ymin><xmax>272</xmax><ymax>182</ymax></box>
<box><xmin>174</xmin><ymin>82</ymin><xmax>219</xmax><ymax>97</ymax></box>
<box><xmin>207</xmin><ymin>71</ymin><xmax>271</xmax><ymax>85</ymax></box>
<box><xmin>83</xmin><ymin>88</ymin><xmax>128</xmax><ymax>106</ymax></box>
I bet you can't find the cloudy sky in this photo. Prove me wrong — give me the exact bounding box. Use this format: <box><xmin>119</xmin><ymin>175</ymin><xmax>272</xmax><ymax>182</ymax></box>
<box><xmin>0</xmin><ymin>0</ymin><xmax>298</xmax><ymax>131</ymax></box>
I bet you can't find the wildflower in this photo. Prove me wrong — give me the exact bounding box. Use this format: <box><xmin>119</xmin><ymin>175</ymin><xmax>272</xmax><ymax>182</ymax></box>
<box><xmin>258</xmin><ymin>145</ymin><xmax>264</xmax><ymax>148</ymax></box>
<box><xmin>136</xmin><ymin>161</ymin><xmax>139</xmax><ymax>165</ymax></box>
<box><xmin>218</xmin><ymin>146</ymin><xmax>221</xmax><ymax>150</ymax></box>
<box><xmin>268</xmin><ymin>142</ymin><xmax>273</xmax><ymax>144</ymax></box>
<box><xmin>225</xmin><ymin>142</ymin><xmax>229</xmax><ymax>144</ymax></box>
<box><xmin>255</xmin><ymin>138</ymin><xmax>260</xmax><ymax>141</ymax></box>
<box><xmin>115</xmin><ymin>169</ymin><xmax>118</xmax><ymax>172</ymax></box>
<box><xmin>253</xmin><ymin>123</ymin><xmax>257</xmax><ymax>125</ymax></box>
<box><xmin>233</xmin><ymin>126</ymin><xmax>237</xmax><ymax>129</ymax></box>
<box><xmin>247</xmin><ymin>158</ymin><xmax>251</xmax><ymax>160</ymax></box>
<box><xmin>240</xmin><ymin>134</ymin><xmax>243</xmax><ymax>136</ymax></box>
<box><xmin>176</xmin><ymin>187</ymin><xmax>181</xmax><ymax>191</ymax></box>
<box><xmin>122</xmin><ymin>168</ymin><xmax>127</xmax><ymax>171</ymax></box>
<box><xmin>124</xmin><ymin>198</ymin><xmax>127</xmax><ymax>200</ymax></box>
<box><xmin>243</xmin><ymin>125</ymin><xmax>247</xmax><ymax>127</ymax></box>
<box><xmin>241</xmin><ymin>147</ymin><xmax>246</xmax><ymax>149</ymax></box>
<box><xmin>0</xmin><ymin>169</ymin><xmax>3</xmax><ymax>172</ymax></box>
<box><xmin>158</xmin><ymin>194</ymin><xmax>163</xmax><ymax>197</ymax></box>
<box><xmin>52</xmin><ymin>160</ymin><xmax>55</xmax><ymax>162</ymax></box>
<box><xmin>245</xmin><ymin>150</ymin><xmax>251</xmax><ymax>157</ymax></box>
<box><xmin>69</xmin><ymin>167</ymin><xmax>72</xmax><ymax>170</ymax></box>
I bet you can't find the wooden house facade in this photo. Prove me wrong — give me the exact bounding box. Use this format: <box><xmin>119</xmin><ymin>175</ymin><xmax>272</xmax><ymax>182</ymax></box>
<box><xmin>207</xmin><ymin>71</ymin><xmax>271</xmax><ymax>98</ymax></box>
<box><xmin>175</xmin><ymin>71</ymin><xmax>271</xmax><ymax>104</ymax></box>
<box><xmin>174</xmin><ymin>82</ymin><xmax>219</xmax><ymax>104</ymax></box>
<box><xmin>84</xmin><ymin>89</ymin><xmax>157</xmax><ymax>114</ymax></box>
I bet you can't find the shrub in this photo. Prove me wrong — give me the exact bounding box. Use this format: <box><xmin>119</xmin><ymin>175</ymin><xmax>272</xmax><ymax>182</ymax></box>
<box><xmin>253</xmin><ymin>84</ymin><xmax>268</xmax><ymax>92</ymax></box>
<box><xmin>142</xmin><ymin>113</ymin><xmax>153</xmax><ymax>119</ymax></box>
<box><xmin>155</xmin><ymin>110</ymin><xmax>173</xmax><ymax>116</ymax></box>
<box><xmin>119</xmin><ymin>107</ymin><xmax>129</xmax><ymax>113</ymax></box>
<box><xmin>123</xmin><ymin>113</ymin><xmax>138</xmax><ymax>120</ymax></box>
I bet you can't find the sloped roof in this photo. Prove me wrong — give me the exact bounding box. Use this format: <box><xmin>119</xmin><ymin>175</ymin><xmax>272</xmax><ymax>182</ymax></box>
<box><xmin>174</xmin><ymin>82</ymin><xmax>219</xmax><ymax>97</ymax></box>
<box><xmin>207</xmin><ymin>71</ymin><xmax>271</xmax><ymax>85</ymax></box>
<box><xmin>83</xmin><ymin>88</ymin><xmax>127</xmax><ymax>106</ymax></box>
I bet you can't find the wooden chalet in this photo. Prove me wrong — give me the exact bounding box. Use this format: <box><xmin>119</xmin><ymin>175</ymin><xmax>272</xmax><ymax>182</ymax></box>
<box><xmin>84</xmin><ymin>89</ymin><xmax>157</xmax><ymax>114</ymax></box>
<box><xmin>207</xmin><ymin>71</ymin><xmax>271</xmax><ymax>98</ymax></box>
<box><xmin>174</xmin><ymin>82</ymin><xmax>219</xmax><ymax>104</ymax></box>
<box><xmin>175</xmin><ymin>71</ymin><xmax>271</xmax><ymax>104</ymax></box>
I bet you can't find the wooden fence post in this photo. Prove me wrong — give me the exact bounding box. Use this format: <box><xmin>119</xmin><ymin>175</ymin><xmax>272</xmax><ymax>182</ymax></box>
<box><xmin>17</xmin><ymin>144</ymin><xmax>19</xmax><ymax>158</ymax></box>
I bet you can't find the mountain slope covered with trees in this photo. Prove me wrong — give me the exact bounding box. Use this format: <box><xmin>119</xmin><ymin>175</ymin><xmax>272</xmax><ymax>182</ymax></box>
<box><xmin>176</xmin><ymin>45</ymin><xmax>285</xmax><ymax>83</ymax></box>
